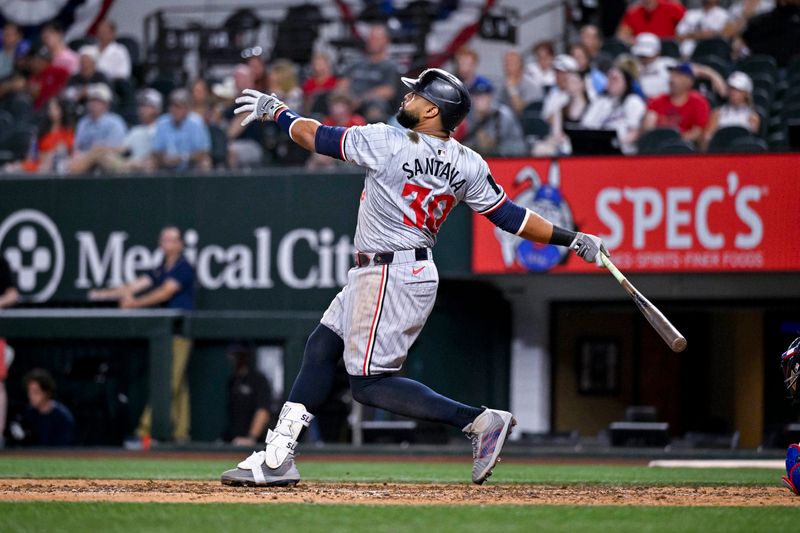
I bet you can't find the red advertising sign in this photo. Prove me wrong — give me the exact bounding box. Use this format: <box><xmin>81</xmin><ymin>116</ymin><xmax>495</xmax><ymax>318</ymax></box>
<box><xmin>473</xmin><ymin>154</ymin><xmax>800</xmax><ymax>273</ymax></box>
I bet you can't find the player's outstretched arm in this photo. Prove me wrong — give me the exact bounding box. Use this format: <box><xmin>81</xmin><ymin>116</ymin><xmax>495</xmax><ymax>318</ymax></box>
<box><xmin>488</xmin><ymin>199</ymin><xmax>609</xmax><ymax>266</ymax></box>
<box><xmin>233</xmin><ymin>89</ymin><xmax>321</xmax><ymax>153</ymax></box>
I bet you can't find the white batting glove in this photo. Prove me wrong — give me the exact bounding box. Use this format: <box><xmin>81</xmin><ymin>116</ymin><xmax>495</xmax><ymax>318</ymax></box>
<box><xmin>234</xmin><ymin>89</ymin><xmax>286</xmax><ymax>126</ymax></box>
<box><xmin>570</xmin><ymin>232</ymin><xmax>609</xmax><ymax>267</ymax></box>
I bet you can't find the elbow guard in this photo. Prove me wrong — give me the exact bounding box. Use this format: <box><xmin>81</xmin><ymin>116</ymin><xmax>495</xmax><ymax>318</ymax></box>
<box><xmin>314</xmin><ymin>125</ymin><xmax>347</xmax><ymax>160</ymax></box>
<box><xmin>484</xmin><ymin>199</ymin><xmax>528</xmax><ymax>235</ymax></box>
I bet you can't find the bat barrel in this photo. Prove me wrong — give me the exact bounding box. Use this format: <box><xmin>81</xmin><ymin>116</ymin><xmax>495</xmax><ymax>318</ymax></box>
<box><xmin>672</xmin><ymin>336</ymin><xmax>687</xmax><ymax>353</ymax></box>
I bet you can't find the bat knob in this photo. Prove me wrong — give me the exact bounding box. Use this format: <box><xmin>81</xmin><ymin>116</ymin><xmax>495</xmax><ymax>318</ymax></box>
<box><xmin>672</xmin><ymin>337</ymin><xmax>687</xmax><ymax>353</ymax></box>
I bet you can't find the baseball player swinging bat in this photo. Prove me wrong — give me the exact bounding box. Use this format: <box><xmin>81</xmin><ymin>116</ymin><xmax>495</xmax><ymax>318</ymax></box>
<box><xmin>600</xmin><ymin>254</ymin><xmax>687</xmax><ymax>352</ymax></box>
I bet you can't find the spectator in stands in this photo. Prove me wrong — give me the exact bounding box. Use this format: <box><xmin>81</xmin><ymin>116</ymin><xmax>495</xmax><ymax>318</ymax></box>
<box><xmin>724</xmin><ymin>0</ymin><xmax>775</xmax><ymax>59</ymax></box>
<box><xmin>22</xmin><ymin>368</ymin><xmax>75</xmax><ymax>446</ymax></box>
<box><xmin>581</xmin><ymin>65</ymin><xmax>647</xmax><ymax>154</ymax></box>
<box><xmin>225</xmin><ymin>65</ymin><xmax>265</xmax><ymax>169</ymax></box>
<box><xmin>338</xmin><ymin>24</ymin><xmax>398</xmax><ymax>122</ymax></box>
<box><xmin>6</xmin><ymin>98</ymin><xmax>74</xmax><ymax>174</ymax></box>
<box><xmin>675</xmin><ymin>0</ymin><xmax>730</xmax><ymax>58</ymax></box>
<box><xmin>89</xmin><ymin>226</ymin><xmax>195</xmax><ymax>443</ymax></box>
<box><xmin>462</xmin><ymin>78</ymin><xmax>527</xmax><ymax>157</ymax></box>
<box><xmin>67</xmin><ymin>83</ymin><xmax>126</xmax><ymax>173</ymax></box>
<box><xmin>537</xmin><ymin>54</ymin><xmax>588</xmax><ymax>156</ymax></box>
<box><xmin>64</xmin><ymin>45</ymin><xmax>109</xmax><ymax>108</ymax></box>
<box><xmin>0</xmin><ymin>23</ymin><xmax>29</xmax><ymax>80</ymax></box>
<box><xmin>268</xmin><ymin>59</ymin><xmax>303</xmax><ymax>112</ymax></box>
<box><xmin>570</xmin><ymin>42</ymin><xmax>607</xmax><ymax>100</ymax></box>
<box><xmin>454</xmin><ymin>46</ymin><xmax>493</xmax><ymax>94</ymax></box>
<box><xmin>33</xmin><ymin>98</ymin><xmax>75</xmax><ymax>173</ymax></box>
<box><xmin>0</xmin><ymin>255</ymin><xmax>17</xmax><ymax>308</ymax></box>
<box><xmin>617</xmin><ymin>0</ymin><xmax>687</xmax><ymax>44</ymax></box>
<box><xmin>151</xmin><ymin>88</ymin><xmax>211</xmax><ymax>171</ymax></box>
<box><xmin>704</xmin><ymin>71</ymin><xmax>760</xmax><ymax>144</ymax></box>
<box><xmin>302</xmin><ymin>51</ymin><xmax>338</xmax><ymax>114</ymax></box>
<box><xmin>741</xmin><ymin>0</ymin><xmax>800</xmax><ymax>67</ymax></box>
<box><xmin>241</xmin><ymin>46</ymin><xmax>268</xmax><ymax>92</ymax></box>
<box><xmin>190</xmin><ymin>78</ymin><xmax>217</xmax><ymax>124</ymax></box>
<box><xmin>580</xmin><ymin>25</ymin><xmax>604</xmax><ymax>66</ymax></box>
<box><xmin>92</xmin><ymin>88</ymin><xmax>162</xmax><ymax>173</ymax></box>
<box><xmin>497</xmin><ymin>49</ymin><xmax>543</xmax><ymax>116</ymax></box>
<box><xmin>224</xmin><ymin>344</ymin><xmax>273</xmax><ymax>447</ymax></box>
<box><xmin>725</xmin><ymin>0</ymin><xmax>774</xmax><ymax>38</ymax></box>
<box><xmin>632</xmin><ymin>32</ymin><xmax>675</xmax><ymax>98</ymax></box>
<box><xmin>95</xmin><ymin>20</ymin><xmax>131</xmax><ymax>81</ymax></box>
<box><xmin>526</xmin><ymin>40</ymin><xmax>556</xmax><ymax>94</ymax></box>
<box><xmin>643</xmin><ymin>62</ymin><xmax>710</xmax><ymax>145</ymax></box>
<box><xmin>306</xmin><ymin>92</ymin><xmax>366</xmax><ymax>170</ymax></box>
<box><xmin>0</xmin><ymin>256</ymin><xmax>16</xmax><ymax>448</ymax></box>
<box><xmin>27</xmin><ymin>47</ymin><xmax>69</xmax><ymax>110</ymax></box>
<box><xmin>40</xmin><ymin>22</ymin><xmax>78</xmax><ymax>75</ymax></box>
<box><xmin>323</xmin><ymin>92</ymin><xmax>366</xmax><ymax>128</ymax></box>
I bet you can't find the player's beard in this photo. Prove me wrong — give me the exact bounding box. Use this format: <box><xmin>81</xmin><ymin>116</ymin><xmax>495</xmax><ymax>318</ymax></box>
<box><xmin>396</xmin><ymin>108</ymin><xmax>420</xmax><ymax>129</ymax></box>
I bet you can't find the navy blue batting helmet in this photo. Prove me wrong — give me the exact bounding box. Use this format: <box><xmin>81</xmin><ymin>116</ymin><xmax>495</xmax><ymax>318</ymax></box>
<box><xmin>400</xmin><ymin>68</ymin><xmax>471</xmax><ymax>131</ymax></box>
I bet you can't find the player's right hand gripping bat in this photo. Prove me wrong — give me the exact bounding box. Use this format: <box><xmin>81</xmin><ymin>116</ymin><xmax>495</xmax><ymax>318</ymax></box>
<box><xmin>600</xmin><ymin>254</ymin><xmax>687</xmax><ymax>353</ymax></box>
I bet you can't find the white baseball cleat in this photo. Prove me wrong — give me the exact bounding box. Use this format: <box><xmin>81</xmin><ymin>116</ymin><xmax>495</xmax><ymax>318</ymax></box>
<box><xmin>220</xmin><ymin>436</ymin><xmax>301</xmax><ymax>487</ymax></box>
<box><xmin>462</xmin><ymin>408</ymin><xmax>516</xmax><ymax>485</ymax></box>
<box><xmin>220</xmin><ymin>402</ymin><xmax>313</xmax><ymax>488</ymax></box>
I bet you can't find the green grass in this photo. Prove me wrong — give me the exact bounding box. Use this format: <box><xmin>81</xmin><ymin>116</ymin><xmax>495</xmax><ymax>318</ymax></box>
<box><xmin>0</xmin><ymin>456</ymin><xmax>785</xmax><ymax>486</ymax></box>
<box><xmin>0</xmin><ymin>502</ymin><xmax>797</xmax><ymax>533</ymax></box>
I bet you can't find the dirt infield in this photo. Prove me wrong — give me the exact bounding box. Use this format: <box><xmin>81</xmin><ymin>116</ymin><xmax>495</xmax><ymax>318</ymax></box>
<box><xmin>0</xmin><ymin>479</ymin><xmax>792</xmax><ymax>506</ymax></box>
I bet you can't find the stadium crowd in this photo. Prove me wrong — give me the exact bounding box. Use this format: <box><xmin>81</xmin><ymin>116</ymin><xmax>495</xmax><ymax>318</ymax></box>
<box><xmin>0</xmin><ymin>0</ymin><xmax>798</xmax><ymax>175</ymax></box>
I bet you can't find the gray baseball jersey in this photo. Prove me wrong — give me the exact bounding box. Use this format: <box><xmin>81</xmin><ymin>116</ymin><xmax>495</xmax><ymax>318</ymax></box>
<box><xmin>321</xmin><ymin>123</ymin><xmax>506</xmax><ymax>376</ymax></box>
<box><xmin>341</xmin><ymin>123</ymin><xmax>506</xmax><ymax>252</ymax></box>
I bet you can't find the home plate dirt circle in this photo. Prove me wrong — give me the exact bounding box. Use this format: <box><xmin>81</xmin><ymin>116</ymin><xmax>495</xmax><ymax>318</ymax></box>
<box><xmin>0</xmin><ymin>479</ymin><xmax>793</xmax><ymax>506</ymax></box>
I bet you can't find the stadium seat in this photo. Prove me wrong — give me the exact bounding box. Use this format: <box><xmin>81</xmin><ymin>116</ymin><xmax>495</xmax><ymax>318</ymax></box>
<box><xmin>655</xmin><ymin>139</ymin><xmax>696</xmax><ymax>154</ymax></box>
<box><xmin>708</xmin><ymin>126</ymin><xmax>751</xmax><ymax>153</ymax></box>
<box><xmin>0</xmin><ymin>109</ymin><xmax>13</xmax><ymax>145</ymax></box>
<box><xmin>726</xmin><ymin>135</ymin><xmax>768</xmax><ymax>153</ymax></box>
<box><xmin>0</xmin><ymin>124</ymin><xmax>37</xmax><ymax>163</ymax></box>
<box><xmin>691</xmin><ymin>38</ymin><xmax>731</xmax><ymax>62</ymax></box>
<box><xmin>116</xmin><ymin>35</ymin><xmax>141</xmax><ymax>66</ymax></box>
<box><xmin>636</xmin><ymin>128</ymin><xmax>680</xmax><ymax>155</ymax></box>
<box><xmin>208</xmin><ymin>124</ymin><xmax>229</xmax><ymax>169</ymax></box>
<box><xmin>600</xmin><ymin>37</ymin><xmax>630</xmax><ymax>59</ymax></box>
<box><xmin>660</xmin><ymin>39</ymin><xmax>680</xmax><ymax>59</ymax></box>
<box><xmin>735</xmin><ymin>54</ymin><xmax>778</xmax><ymax>81</ymax></box>
<box><xmin>521</xmin><ymin>116</ymin><xmax>550</xmax><ymax>140</ymax></box>
<box><xmin>68</xmin><ymin>37</ymin><xmax>95</xmax><ymax>51</ymax></box>
<box><xmin>693</xmin><ymin>54</ymin><xmax>731</xmax><ymax>78</ymax></box>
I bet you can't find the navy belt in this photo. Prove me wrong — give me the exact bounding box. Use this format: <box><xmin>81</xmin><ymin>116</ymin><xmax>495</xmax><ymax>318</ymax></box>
<box><xmin>355</xmin><ymin>248</ymin><xmax>430</xmax><ymax>267</ymax></box>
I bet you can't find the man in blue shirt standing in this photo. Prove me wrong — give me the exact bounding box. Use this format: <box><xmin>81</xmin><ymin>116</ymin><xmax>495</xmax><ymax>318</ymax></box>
<box><xmin>89</xmin><ymin>226</ymin><xmax>195</xmax><ymax>442</ymax></box>
<box><xmin>151</xmin><ymin>88</ymin><xmax>211</xmax><ymax>172</ymax></box>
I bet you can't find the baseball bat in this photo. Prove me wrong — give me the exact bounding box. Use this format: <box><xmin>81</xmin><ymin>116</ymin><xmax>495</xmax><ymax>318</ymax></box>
<box><xmin>600</xmin><ymin>254</ymin><xmax>687</xmax><ymax>353</ymax></box>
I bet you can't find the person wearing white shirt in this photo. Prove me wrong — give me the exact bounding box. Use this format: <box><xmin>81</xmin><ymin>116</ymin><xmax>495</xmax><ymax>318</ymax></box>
<box><xmin>526</xmin><ymin>40</ymin><xmax>556</xmax><ymax>95</ymax></box>
<box><xmin>676</xmin><ymin>0</ymin><xmax>730</xmax><ymax>58</ymax></box>
<box><xmin>580</xmin><ymin>66</ymin><xmax>647</xmax><ymax>154</ymax></box>
<box><xmin>535</xmin><ymin>54</ymin><xmax>587</xmax><ymax>156</ymax></box>
<box><xmin>95</xmin><ymin>20</ymin><xmax>131</xmax><ymax>80</ymax></box>
<box><xmin>704</xmin><ymin>71</ymin><xmax>760</xmax><ymax>148</ymax></box>
<box><xmin>632</xmin><ymin>33</ymin><xmax>677</xmax><ymax>98</ymax></box>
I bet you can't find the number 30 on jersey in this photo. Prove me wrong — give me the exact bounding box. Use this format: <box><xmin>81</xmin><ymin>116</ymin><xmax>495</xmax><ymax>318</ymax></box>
<box><xmin>401</xmin><ymin>184</ymin><xmax>455</xmax><ymax>234</ymax></box>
